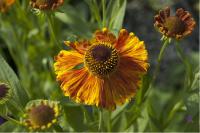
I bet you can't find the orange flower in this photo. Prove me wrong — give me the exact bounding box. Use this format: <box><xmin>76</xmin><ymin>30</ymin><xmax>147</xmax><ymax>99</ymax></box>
<box><xmin>154</xmin><ymin>7</ymin><xmax>196</xmax><ymax>40</ymax></box>
<box><xmin>54</xmin><ymin>28</ymin><xmax>149</xmax><ymax>110</ymax></box>
<box><xmin>30</xmin><ymin>0</ymin><xmax>64</xmax><ymax>10</ymax></box>
<box><xmin>0</xmin><ymin>0</ymin><xmax>15</xmax><ymax>12</ymax></box>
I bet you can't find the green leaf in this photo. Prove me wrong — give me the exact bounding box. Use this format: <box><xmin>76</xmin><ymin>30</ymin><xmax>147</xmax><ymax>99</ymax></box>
<box><xmin>147</xmin><ymin>103</ymin><xmax>162</xmax><ymax>131</ymax></box>
<box><xmin>108</xmin><ymin>0</ymin><xmax>127</xmax><ymax>33</ymax></box>
<box><xmin>190</xmin><ymin>71</ymin><xmax>199</xmax><ymax>90</ymax></box>
<box><xmin>63</xmin><ymin>104</ymin><xmax>88</xmax><ymax>131</ymax></box>
<box><xmin>111</xmin><ymin>112</ymin><xmax>127</xmax><ymax>132</ymax></box>
<box><xmin>0</xmin><ymin>104</ymin><xmax>7</xmax><ymax>115</ymax></box>
<box><xmin>0</xmin><ymin>55</ymin><xmax>29</xmax><ymax>108</ymax></box>
<box><xmin>136</xmin><ymin>74</ymin><xmax>151</xmax><ymax>105</ymax></box>
<box><xmin>124</xmin><ymin>106</ymin><xmax>140</xmax><ymax>130</ymax></box>
<box><xmin>55</xmin><ymin>5</ymin><xmax>92</xmax><ymax>38</ymax></box>
<box><xmin>85</xmin><ymin>0</ymin><xmax>101</xmax><ymax>27</ymax></box>
<box><xmin>0</xmin><ymin>120</ymin><xmax>25</xmax><ymax>132</ymax></box>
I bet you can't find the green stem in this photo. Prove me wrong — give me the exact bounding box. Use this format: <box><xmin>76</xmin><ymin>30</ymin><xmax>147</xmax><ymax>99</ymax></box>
<box><xmin>174</xmin><ymin>41</ymin><xmax>192</xmax><ymax>87</ymax></box>
<box><xmin>151</xmin><ymin>39</ymin><xmax>170</xmax><ymax>86</ymax></box>
<box><xmin>102</xmin><ymin>0</ymin><xmax>106</xmax><ymax>27</ymax></box>
<box><xmin>164</xmin><ymin>101</ymin><xmax>184</xmax><ymax>128</ymax></box>
<box><xmin>47</xmin><ymin>14</ymin><xmax>61</xmax><ymax>49</ymax></box>
<box><xmin>98</xmin><ymin>109</ymin><xmax>103</xmax><ymax>132</ymax></box>
<box><xmin>1</xmin><ymin>115</ymin><xmax>22</xmax><ymax>126</ymax></box>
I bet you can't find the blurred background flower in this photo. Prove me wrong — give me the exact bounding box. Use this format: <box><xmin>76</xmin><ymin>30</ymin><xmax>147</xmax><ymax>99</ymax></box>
<box><xmin>0</xmin><ymin>0</ymin><xmax>15</xmax><ymax>13</ymax></box>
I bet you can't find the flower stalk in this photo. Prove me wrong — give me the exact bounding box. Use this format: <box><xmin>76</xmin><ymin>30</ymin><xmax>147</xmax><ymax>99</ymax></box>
<box><xmin>151</xmin><ymin>38</ymin><xmax>170</xmax><ymax>86</ymax></box>
<box><xmin>174</xmin><ymin>41</ymin><xmax>192</xmax><ymax>87</ymax></box>
<box><xmin>47</xmin><ymin>14</ymin><xmax>61</xmax><ymax>49</ymax></box>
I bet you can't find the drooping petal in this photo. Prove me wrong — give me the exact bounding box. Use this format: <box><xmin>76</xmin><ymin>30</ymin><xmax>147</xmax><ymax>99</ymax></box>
<box><xmin>54</xmin><ymin>50</ymin><xmax>84</xmax><ymax>80</ymax></box>
<box><xmin>64</xmin><ymin>40</ymin><xmax>90</xmax><ymax>54</ymax></box>
<box><xmin>59</xmin><ymin>68</ymin><xmax>104</xmax><ymax>108</ymax></box>
<box><xmin>75</xmin><ymin>74</ymin><xmax>102</xmax><ymax>106</ymax></box>
<box><xmin>60</xmin><ymin>68</ymin><xmax>89</xmax><ymax>97</ymax></box>
<box><xmin>93</xmin><ymin>28</ymin><xmax>116</xmax><ymax>44</ymax></box>
<box><xmin>101</xmin><ymin>68</ymin><xmax>140</xmax><ymax>110</ymax></box>
<box><xmin>176</xmin><ymin>8</ymin><xmax>196</xmax><ymax>38</ymax></box>
<box><xmin>77</xmin><ymin>76</ymin><xmax>119</xmax><ymax>110</ymax></box>
<box><xmin>116</xmin><ymin>31</ymin><xmax>149</xmax><ymax>72</ymax></box>
<box><xmin>115</xmin><ymin>29</ymin><xmax>130</xmax><ymax>50</ymax></box>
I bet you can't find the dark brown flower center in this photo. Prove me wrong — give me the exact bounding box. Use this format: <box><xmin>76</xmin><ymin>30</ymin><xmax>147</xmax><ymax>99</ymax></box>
<box><xmin>28</xmin><ymin>105</ymin><xmax>55</xmax><ymax>126</ymax></box>
<box><xmin>91</xmin><ymin>45</ymin><xmax>112</xmax><ymax>61</ymax></box>
<box><xmin>85</xmin><ymin>44</ymin><xmax>119</xmax><ymax>77</ymax></box>
<box><xmin>0</xmin><ymin>84</ymin><xmax>8</xmax><ymax>99</ymax></box>
<box><xmin>164</xmin><ymin>16</ymin><xmax>186</xmax><ymax>34</ymax></box>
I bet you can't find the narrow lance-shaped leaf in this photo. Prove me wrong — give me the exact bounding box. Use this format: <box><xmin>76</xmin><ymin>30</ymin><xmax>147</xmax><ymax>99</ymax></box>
<box><xmin>0</xmin><ymin>55</ymin><xmax>29</xmax><ymax>108</ymax></box>
<box><xmin>109</xmin><ymin>0</ymin><xmax>127</xmax><ymax>33</ymax></box>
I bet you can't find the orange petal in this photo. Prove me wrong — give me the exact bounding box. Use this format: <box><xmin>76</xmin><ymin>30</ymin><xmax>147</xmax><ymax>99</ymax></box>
<box><xmin>102</xmin><ymin>69</ymin><xmax>140</xmax><ymax>110</ymax></box>
<box><xmin>64</xmin><ymin>40</ymin><xmax>90</xmax><ymax>54</ymax></box>
<box><xmin>67</xmin><ymin>72</ymin><xmax>116</xmax><ymax>110</ymax></box>
<box><xmin>119</xmin><ymin>55</ymin><xmax>149</xmax><ymax>73</ymax></box>
<box><xmin>94</xmin><ymin>28</ymin><xmax>116</xmax><ymax>44</ymax></box>
<box><xmin>75</xmin><ymin>74</ymin><xmax>102</xmax><ymax>106</ymax></box>
<box><xmin>54</xmin><ymin>50</ymin><xmax>84</xmax><ymax>80</ymax></box>
<box><xmin>115</xmin><ymin>29</ymin><xmax>130</xmax><ymax>50</ymax></box>
<box><xmin>60</xmin><ymin>68</ymin><xmax>89</xmax><ymax>97</ymax></box>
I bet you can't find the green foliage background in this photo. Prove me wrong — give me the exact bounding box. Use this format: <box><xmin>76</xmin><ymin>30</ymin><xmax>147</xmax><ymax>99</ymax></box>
<box><xmin>0</xmin><ymin>0</ymin><xmax>199</xmax><ymax>132</ymax></box>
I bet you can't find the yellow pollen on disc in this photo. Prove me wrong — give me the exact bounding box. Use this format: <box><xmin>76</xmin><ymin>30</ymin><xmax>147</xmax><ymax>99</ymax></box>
<box><xmin>84</xmin><ymin>43</ymin><xmax>119</xmax><ymax>77</ymax></box>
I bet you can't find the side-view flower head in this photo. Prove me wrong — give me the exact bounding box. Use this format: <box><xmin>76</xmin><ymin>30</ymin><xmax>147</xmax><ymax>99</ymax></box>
<box><xmin>30</xmin><ymin>0</ymin><xmax>64</xmax><ymax>10</ymax></box>
<box><xmin>0</xmin><ymin>0</ymin><xmax>15</xmax><ymax>12</ymax></box>
<box><xmin>22</xmin><ymin>100</ymin><xmax>60</xmax><ymax>130</ymax></box>
<box><xmin>0</xmin><ymin>82</ymin><xmax>12</xmax><ymax>104</ymax></box>
<box><xmin>54</xmin><ymin>28</ymin><xmax>149</xmax><ymax>110</ymax></box>
<box><xmin>154</xmin><ymin>7</ymin><xmax>196</xmax><ymax>40</ymax></box>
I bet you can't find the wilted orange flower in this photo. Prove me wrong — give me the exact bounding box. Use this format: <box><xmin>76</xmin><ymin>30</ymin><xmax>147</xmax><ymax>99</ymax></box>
<box><xmin>54</xmin><ymin>28</ymin><xmax>149</xmax><ymax>110</ymax></box>
<box><xmin>30</xmin><ymin>0</ymin><xmax>64</xmax><ymax>10</ymax></box>
<box><xmin>23</xmin><ymin>100</ymin><xmax>60</xmax><ymax>130</ymax></box>
<box><xmin>154</xmin><ymin>7</ymin><xmax>196</xmax><ymax>40</ymax></box>
<box><xmin>0</xmin><ymin>0</ymin><xmax>15</xmax><ymax>12</ymax></box>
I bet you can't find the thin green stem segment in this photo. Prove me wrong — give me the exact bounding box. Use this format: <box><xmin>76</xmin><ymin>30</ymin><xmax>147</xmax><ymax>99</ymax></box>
<box><xmin>47</xmin><ymin>14</ymin><xmax>61</xmax><ymax>49</ymax></box>
<box><xmin>102</xmin><ymin>0</ymin><xmax>106</xmax><ymax>27</ymax></box>
<box><xmin>175</xmin><ymin>41</ymin><xmax>192</xmax><ymax>87</ymax></box>
<box><xmin>152</xmin><ymin>39</ymin><xmax>170</xmax><ymax>85</ymax></box>
<box><xmin>98</xmin><ymin>109</ymin><xmax>103</xmax><ymax>132</ymax></box>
